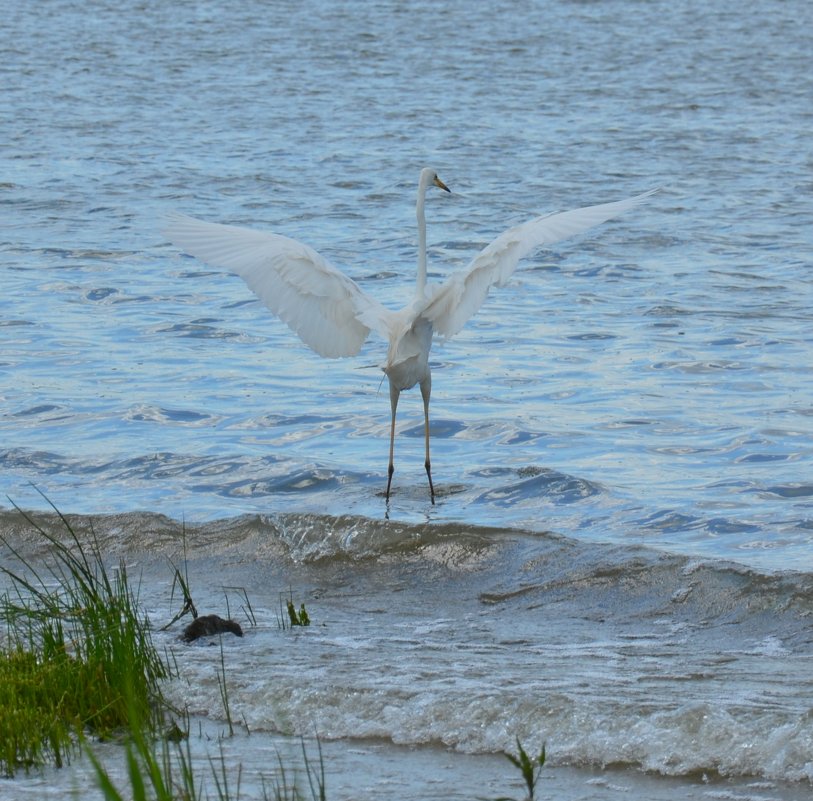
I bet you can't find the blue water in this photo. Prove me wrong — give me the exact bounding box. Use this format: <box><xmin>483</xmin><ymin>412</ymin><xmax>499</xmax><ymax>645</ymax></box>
<box><xmin>3</xmin><ymin>0</ymin><xmax>812</xmax><ymax>570</ymax></box>
<box><xmin>2</xmin><ymin>1</ymin><xmax>813</xmax><ymax>796</ymax></box>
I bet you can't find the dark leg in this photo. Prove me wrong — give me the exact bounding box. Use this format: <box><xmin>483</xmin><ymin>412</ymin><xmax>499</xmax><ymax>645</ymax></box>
<box><xmin>385</xmin><ymin>382</ymin><xmax>400</xmax><ymax>501</ymax></box>
<box><xmin>420</xmin><ymin>376</ymin><xmax>435</xmax><ymax>504</ymax></box>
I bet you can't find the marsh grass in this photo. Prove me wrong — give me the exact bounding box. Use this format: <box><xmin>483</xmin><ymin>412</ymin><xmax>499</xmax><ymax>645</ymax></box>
<box><xmin>223</xmin><ymin>585</ymin><xmax>257</xmax><ymax>628</ymax></box>
<box><xmin>495</xmin><ymin>738</ymin><xmax>547</xmax><ymax>801</ymax></box>
<box><xmin>267</xmin><ymin>738</ymin><xmax>327</xmax><ymax>801</ymax></box>
<box><xmin>164</xmin><ymin>559</ymin><xmax>198</xmax><ymax>630</ymax></box>
<box><xmin>277</xmin><ymin>590</ymin><xmax>310</xmax><ymax>630</ymax></box>
<box><xmin>0</xmin><ymin>498</ymin><xmax>172</xmax><ymax>776</ymax></box>
<box><xmin>87</xmin><ymin>694</ymin><xmax>200</xmax><ymax>801</ymax></box>
<box><xmin>217</xmin><ymin>638</ymin><xmax>237</xmax><ymax>738</ymax></box>
<box><xmin>91</xmin><ymin>730</ymin><xmax>328</xmax><ymax>801</ymax></box>
<box><xmin>0</xmin><ymin>495</ymin><xmax>328</xmax><ymax>798</ymax></box>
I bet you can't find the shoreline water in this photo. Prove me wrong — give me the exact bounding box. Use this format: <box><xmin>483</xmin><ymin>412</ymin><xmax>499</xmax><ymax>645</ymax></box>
<box><xmin>3</xmin><ymin>724</ymin><xmax>813</xmax><ymax>801</ymax></box>
<box><xmin>2</xmin><ymin>503</ymin><xmax>811</xmax><ymax>795</ymax></box>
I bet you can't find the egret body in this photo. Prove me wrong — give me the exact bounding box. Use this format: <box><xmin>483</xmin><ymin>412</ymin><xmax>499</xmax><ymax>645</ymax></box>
<box><xmin>165</xmin><ymin>170</ymin><xmax>655</xmax><ymax>503</ymax></box>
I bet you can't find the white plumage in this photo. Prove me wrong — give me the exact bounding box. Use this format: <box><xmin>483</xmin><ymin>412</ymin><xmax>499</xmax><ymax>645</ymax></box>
<box><xmin>164</xmin><ymin>169</ymin><xmax>656</xmax><ymax>503</ymax></box>
<box><xmin>163</xmin><ymin>217</ymin><xmax>390</xmax><ymax>358</ymax></box>
<box><xmin>423</xmin><ymin>191</ymin><xmax>657</xmax><ymax>340</ymax></box>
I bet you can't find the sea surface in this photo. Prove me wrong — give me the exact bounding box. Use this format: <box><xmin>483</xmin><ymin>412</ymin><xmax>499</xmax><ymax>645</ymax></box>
<box><xmin>2</xmin><ymin>0</ymin><xmax>812</xmax><ymax>798</ymax></box>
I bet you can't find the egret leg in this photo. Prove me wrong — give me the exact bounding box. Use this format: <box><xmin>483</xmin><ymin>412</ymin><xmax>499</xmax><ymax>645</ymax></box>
<box><xmin>420</xmin><ymin>376</ymin><xmax>435</xmax><ymax>504</ymax></box>
<box><xmin>385</xmin><ymin>382</ymin><xmax>400</xmax><ymax>501</ymax></box>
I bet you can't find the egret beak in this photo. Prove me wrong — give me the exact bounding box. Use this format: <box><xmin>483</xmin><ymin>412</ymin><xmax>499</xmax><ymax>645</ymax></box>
<box><xmin>433</xmin><ymin>175</ymin><xmax>451</xmax><ymax>193</ymax></box>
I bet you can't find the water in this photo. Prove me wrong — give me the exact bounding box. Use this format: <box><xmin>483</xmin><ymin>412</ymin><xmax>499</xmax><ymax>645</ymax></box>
<box><xmin>2</xmin><ymin>0</ymin><xmax>812</xmax><ymax>797</ymax></box>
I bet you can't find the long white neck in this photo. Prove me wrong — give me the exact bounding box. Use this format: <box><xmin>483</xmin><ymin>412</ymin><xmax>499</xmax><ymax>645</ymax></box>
<box><xmin>416</xmin><ymin>172</ymin><xmax>430</xmax><ymax>297</ymax></box>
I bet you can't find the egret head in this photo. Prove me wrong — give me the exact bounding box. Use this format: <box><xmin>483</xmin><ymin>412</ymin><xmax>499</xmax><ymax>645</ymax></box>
<box><xmin>420</xmin><ymin>167</ymin><xmax>451</xmax><ymax>194</ymax></box>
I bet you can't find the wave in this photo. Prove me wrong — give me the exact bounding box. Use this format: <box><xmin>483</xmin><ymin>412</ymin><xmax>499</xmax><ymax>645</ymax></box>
<box><xmin>165</xmin><ymin>670</ymin><xmax>813</xmax><ymax>783</ymax></box>
<box><xmin>2</xmin><ymin>506</ymin><xmax>812</xmax><ymax>622</ymax></box>
<box><xmin>3</xmin><ymin>446</ymin><xmax>812</xmax><ymax>576</ymax></box>
<box><xmin>3</xmin><ymin>507</ymin><xmax>812</xmax><ymax>783</ymax></box>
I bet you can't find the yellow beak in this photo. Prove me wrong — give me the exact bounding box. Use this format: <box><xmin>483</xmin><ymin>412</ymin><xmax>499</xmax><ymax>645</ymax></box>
<box><xmin>433</xmin><ymin>174</ymin><xmax>451</xmax><ymax>193</ymax></box>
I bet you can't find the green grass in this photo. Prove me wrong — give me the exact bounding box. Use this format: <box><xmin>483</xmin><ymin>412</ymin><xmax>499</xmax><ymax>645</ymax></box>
<box><xmin>494</xmin><ymin>738</ymin><xmax>547</xmax><ymax>801</ymax></box>
<box><xmin>86</xmin><ymin>706</ymin><xmax>201</xmax><ymax>801</ymax></box>
<box><xmin>277</xmin><ymin>590</ymin><xmax>310</xmax><ymax>630</ymax></box>
<box><xmin>0</xmin><ymin>496</ymin><xmax>327</xmax><ymax>799</ymax></box>
<box><xmin>89</xmin><ymin>730</ymin><xmax>328</xmax><ymax>801</ymax></box>
<box><xmin>0</xmin><ymin>498</ymin><xmax>173</xmax><ymax>776</ymax></box>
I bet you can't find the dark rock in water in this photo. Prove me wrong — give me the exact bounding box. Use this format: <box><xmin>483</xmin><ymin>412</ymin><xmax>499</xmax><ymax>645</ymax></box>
<box><xmin>182</xmin><ymin>614</ymin><xmax>243</xmax><ymax>643</ymax></box>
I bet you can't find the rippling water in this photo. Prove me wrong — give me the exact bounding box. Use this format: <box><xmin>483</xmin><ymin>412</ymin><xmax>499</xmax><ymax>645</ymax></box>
<box><xmin>2</xmin><ymin>0</ymin><xmax>812</xmax><ymax>797</ymax></box>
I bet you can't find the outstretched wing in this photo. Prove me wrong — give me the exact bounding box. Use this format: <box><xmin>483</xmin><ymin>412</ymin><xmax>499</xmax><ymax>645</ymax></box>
<box><xmin>422</xmin><ymin>189</ymin><xmax>657</xmax><ymax>339</ymax></box>
<box><xmin>164</xmin><ymin>213</ymin><xmax>393</xmax><ymax>358</ymax></box>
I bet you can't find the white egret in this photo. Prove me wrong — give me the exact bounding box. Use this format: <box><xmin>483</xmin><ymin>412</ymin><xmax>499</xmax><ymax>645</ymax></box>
<box><xmin>165</xmin><ymin>169</ymin><xmax>655</xmax><ymax>503</ymax></box>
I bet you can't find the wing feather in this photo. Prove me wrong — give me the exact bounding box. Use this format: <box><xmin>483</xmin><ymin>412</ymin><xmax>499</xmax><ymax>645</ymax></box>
<box><xmin>164</xmin><ymin>213</ymin><xmax>393</xmax><ymax>358</ymax></box>
<box><xmin>423</xmin><ymin>189</ymin><xmax>657</xmax><ymax>339</ymax></box>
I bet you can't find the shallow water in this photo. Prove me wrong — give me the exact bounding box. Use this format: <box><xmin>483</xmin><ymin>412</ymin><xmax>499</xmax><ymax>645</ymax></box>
<box><xmin>2</xmin><ymin>0</ymin><xmax>812</xmax><ymax>797</ymax></box>
<box><xmin>2</xmin><ymin>510</ymin><xmax>813</xmax><ymax>798</ymax></box>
